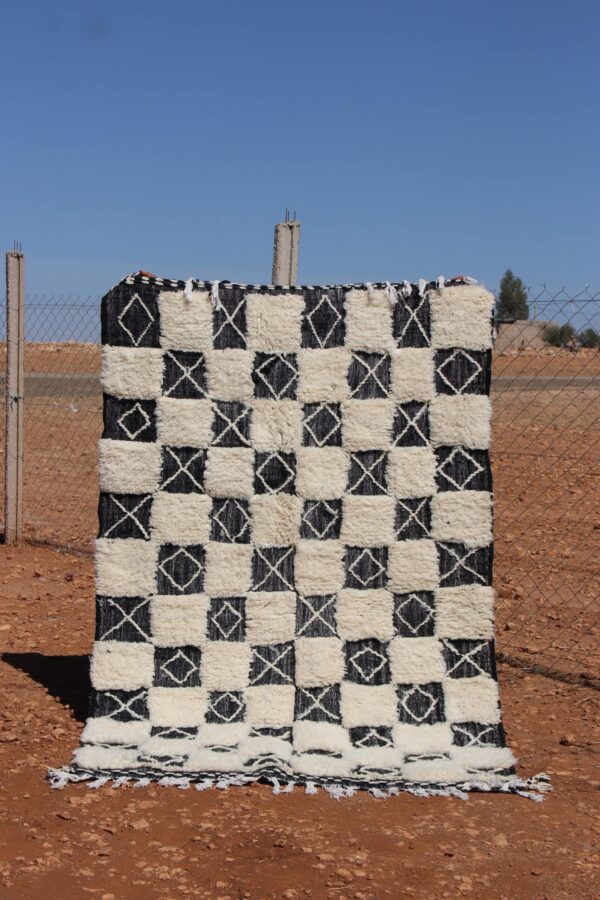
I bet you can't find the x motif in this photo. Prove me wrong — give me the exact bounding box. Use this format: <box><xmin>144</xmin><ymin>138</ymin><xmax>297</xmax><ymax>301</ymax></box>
<box><xmin>453</xmin><ymin>723</ymin><xmax>495</xmax><ymax>747</ymax></box>
<box><xmin>394</xmin><ymin>405</ymin><xmax>428</xmax><ymax>445</ymax></box>
<box><xmin>99</xmin><ymin>597</ymin><xmax>150</xmax><ymax>641</ymax></box>
<box><xmin>164</xmin><ymin>352</ymin><xmax>206</xmax><ymax>396</ymax></box>
<box><xmin>296</xmin><ymin>687</ymin><xmax>339</xmax><ymax>721</ymax></box>
<box><xmin>297</xmin><ymin>595</ymin><xmax>336</xmax><ymax>637</ymax></box>
<box><xmin>161</xmin><ymin>447</ymin><xmax>205</xmax><ymax>492</ymax></box>
<box><xmin>443</xmin><ymin>640</ymin><xmax>490</xmax><ymax>676</ymax></box>
<box><xmin>305</xmin><ymin>294</ymin><xmax>342</xmax><ymax>348</ymax></box>
<box><xmin>213</xmin><ymin>403</ymin><xmax>251</xmax><ymax>446</ymax></box>
<box><xmin>103</xmin><ymin>495</ymin><xmax>151</xmax><ymax>539</ymax></box>
<box><xmin>350</xmin><ymin>353</ymin><xmax>389</xmax><ymax>397</ymax></box>
<box><xmin>158</xmin><ymin>547</ymin><xmax>203</xmax><ymax>591</ymax></box>
<box><xmin>439</xmin><ymin>544</ymin><xmax>486</xmax><ymax>585</ymax></box>
<box><xmin>396</xmin><ymin>297</ymin><xmax>430</xmax><ymax>345</ymax></box>
<box><xmin>117</xmin><ymin>293</ymin><xmax>155</xmax><ymax>346</ymax></box>
<box><xmin>213</xmin><ymin>294</ymin><xmax>246</xmax><ymax>345</ymax></box>
<box><xmin>349</xmin><ymin>454</ymin><xmax>387</xmax><ymax>494</ymax></box>
<box><xmin>250</xmin><ymin>645</ymin><xmax>294</xmax><ymax>684</ymax></box>
<box><xmin>104</xmin><ymin>689</ymin><xmax>147</xmax><ymax>721</ymax></box>
<box><xmin>253</xmin><ymin>547</ymin><xmax>294</xmax><ymax>591</ymax></box>
<box><xmin>396</xmin><ymin>498</ymin><xmax>430</xmax><ymax>538</ymax></box>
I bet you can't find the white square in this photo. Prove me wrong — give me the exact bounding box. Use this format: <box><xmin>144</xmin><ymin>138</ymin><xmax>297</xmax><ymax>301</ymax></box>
<box><xmin>206</xmin><ymin>350</ymin><xmax>253</xmax><ymax>401</ymax></box>
<box><xmin>205</xmin><ymin>448</ymin><xmax>254</xmax><ymax>498</ymax></box>
<box><xmin>102</xmin><ymin>347</ymin><xmax>163</xmax><ymax>399</ymax></box>
<box><xmin>246</xmin><ymin>686</ymin><xmax>295</xmax><ymax>726</ymax></box>
<box><xmin>336</xmin><ymin>589</ymin><xmax>394</xmax><ymax>641</ymax></box>
<box><xmin>297</xmin><ymin>349</ymin><xmax>351</xmax><ymax>402</ymax></box>
<box><xmin>443</xmin><ymin>676</ymin><xmax>500</xmax><ymax>724</ymax></box>
<box><xmin>99</xmin><ymin>440</ymin><xmax>161</xmax><ymax>494</ymax></box>
<box><xmin>159</xmin><ymin>290</ymin><xmax>213</xmax><ymax>351</ymax></box>
<box><xmin>387</xmin><ymin>447</ymin><xmax>436</xmax><ymax>498</ymax></box>
<box><xmin>345</xmin><ymin>288</ymin><xmax>394</xmax><ymax>351</ymax></box>
<box><xmin>430</xmin><ymin>285</ymin><xmax>495</xmax><ymax>350</ymax></box>
<box><xmin>293</xmin><ymin>722</ymin><xmax>350</xmax><ymax>754</ymax></box>
<box><xmin>340</xmin><ymin>683</ymin><xmax>397</xmax><ymax>727</ymax></box>
<box><xmin>204</xmin><ymin>543</ymin><xmax>252</xmax><ymax>596</ymax></box>
<box><xmin>393</xmin><ymin>722</ymin><xmax>452</xmax><ymax>754</ymax></box>
<box><xmin>96</xmin><ymin>538</ymin><xmax>157</xmax><ymax>597</ymax></box>
<box><xmin>252</xmin><ymin>400</ymin><xmax>302</xmax><ymax>452</ymax></box>
<box><xmin>250</xmin><ymin>495</ymin><xmax>301</xmax><ymax>546</ymax></box>
<box><xmin>296</xmin><ymin>448</ymin><xmax>348</xmax><ymax>499</ymax></box>
<box><xmin>430</xmin><ymin>396</ymin><xmax>491</xmax><ymax>449</ymax></box>
<box><xmin>435</xmin><ymin>586</ymin><xmax>494</xmax><ymax>639</ymax></box>
<box><xmin>391</xmin><ymin>349</ymin><xmax>435</xmax><ymax>402</ymax></box>
<box><xmin>340</xmin><ymin>496</ymin><xmax>395</xmax><ymax>546</ymax></box>
<box><xmin>90</xmin><ymin>641</ymin><xmax>154</xmax><ymax>690</ymax></box>
<box><xmin>388</xmin><ymin>540</ymin><xmax>439</xmax><ymax>592</ymax></box>
<box><xmin>431</xmin><ymin>491</ymin><xmax>492</xmax><ymax>546</ymax></box>
<box><xmin>246</xmin><ymin>592</ymin><xmax>296</xmax><ymax>644</ymax></box>
<box><xmin>200</xmin><ymin>642</ymin><xmax>250</xmax><ymax>690</ymax></box>
<box><xmin>295</xmin><ymin>638</ymin><xmax>344</xmax><ymax>687</ymax></box>
<box><xmin>151</xmin><ymin>493</ymin><xmax>211</xmax><ymax>544</ymax></box>
<box><xmin>157</xmin><ymin>398</ymin><xmax>213</xmax><ymax>448</ymax></box>
<box><xmin>151</xmin><ymin>595</ymin><xmax>208</xmax><ymax>646</ymax></box>
<box><xmin>148</xmin><ymin>687</ymin><xmax>206</xmax><ymax>726</ymax></box>
<box><xmin>295</xmin><ymin>540</ymin><xmax>344</xmax><ymax>594</ymax></box>
<box><xmin>389</xmin><ymin>637</ymin><xmax>445</xmax><ymax>682</ymax></box>
<box><xmin>342</xmin><ymin>400</ymin><xmax>394</xmax><ymax>450</ymax></box>
<box><xmin>247</xmin><ymin>293</ymin><xmax>304</xmax><ymax>352</ymax></box>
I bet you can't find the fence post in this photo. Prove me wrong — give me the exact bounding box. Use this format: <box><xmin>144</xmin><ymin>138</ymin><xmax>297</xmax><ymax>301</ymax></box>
<box><xmin>4</xmin><ymin>250</ymin><xmax>25</xmax><ymax>543</ymax></box>
<box><xmin>272</xmin><ymin>212</ymin><xmax>301</xmax><ymax>286</ymax></box>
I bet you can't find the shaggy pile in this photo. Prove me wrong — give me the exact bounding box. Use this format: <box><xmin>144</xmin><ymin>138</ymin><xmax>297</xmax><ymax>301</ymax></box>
<box><xmin>52</xmin><ymin>273</ymin><xmax>548</xmax><ymax>797</ymax></box>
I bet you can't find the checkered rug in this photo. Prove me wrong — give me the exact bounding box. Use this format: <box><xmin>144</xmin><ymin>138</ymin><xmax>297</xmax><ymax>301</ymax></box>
<box><xmin>51</xmin><ymin>274</ymin><xmax>549</xmax><ymax>797</ymax></box>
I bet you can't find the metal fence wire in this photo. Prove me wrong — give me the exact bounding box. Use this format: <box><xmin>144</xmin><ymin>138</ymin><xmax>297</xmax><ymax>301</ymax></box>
<box><xmin>1</xmin><ymin>286</ymin><xmax>599</xmax><ymax>684</ymax></box>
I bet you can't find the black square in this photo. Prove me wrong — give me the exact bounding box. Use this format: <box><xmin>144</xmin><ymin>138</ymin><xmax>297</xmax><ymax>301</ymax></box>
<box><xmin>350</xmin><ymin>726</ymin><xmax>393</xmax><ymax>748</ymax></box>
<box><xmin>255</xmin><ymin>452</ymin><xmax>296</xmax><ymax>494</ymax></box>
<box><xmin>207</xmin><ymin>597</ymin><xmax>246</xmax><ymax>641</ymax></box>
<box><xmin>393</xmin><ymin>592</ymin><xmax>435</xmax><ymax>637</ymax></box>
<box><xmin>253</xmin><ymin>353</ymin><xmax>298</xmax><ymax>399</ymax></box>
<box><xmin>160</xmin><ymin>447</ymin><xmax>206</xmax><ymax>493</ymax></box>
<box><xmin>101</xmin><ymin>282</ymin><xmax>161</xmax><ymax>348</ymax></box>
<box><xmin>98</xmin><ymin>493</ymin><xmax>153</xmax><ymax>540</ymax></box>
<box><xmin>95</xmin><ymin>595</ymin><xmax>151</xmax><ymax>642</ymax></box>
<box><xmin>294</xmin><ymin>684</ymin><xmax>341</xmax><ymax>723</ymax></box>
<box><xmin>296</xmin><ymin>594</ymin><xmax>337</xmax><ymax>638</ymax></box>
<box><xmin>103</xmin><ymin>396</ymin><xmax>156</xmax><ymax>442</ymax></box>
<box><xmin>154</xmin><ymin>646</ymin><xmax>202</xmax><ymax>687</ymax></box>
<box><xmin>347</xmin><ymin>451</ymin><xmax>388</xmax><ymax>495</ymax></box>
<box><xmin>396</xmin><ymin>682</ymin><xmax>445</xmax><ymax>724</ymax></box>
<box><xmin>393</xmin><ymin>402</ymin><xmax>430</xmax><ymax>447</ymax></box>
<box><xmin>348</xmin><ymin>351</ymin><xmax>390</xmax><ymax>398</ymax></box>
<box><xmin>249</xmin><ymin>642</ymin><xmax>295</xmax><ymax>685</ymax></box>
<box><xmin>344</xmin><ymin>546</ymin><xmax>388</xmax><ymax>589</ymax></box>
<box><xmin>156</xmin><ymin>544</ymin><xmax>205</xmax><ymax>594</ymax></box>
<box><xmin>213</xmin><ymin>401</ymin><xmax>251</xmax><ymax>447</ymax></box>
<box><xmin>89</xmin><ymin>688</ymin><xmax>148</xmax><ymax>722</ymax></box>
<box><xmin>435</xmin><ymin>446</ymin><xmax>492</xmax><ymax>492</ymax></box>
<box><xmin>301</xmin><ymin>288</ymin><xmax>345</xmax><ymax>348</ymax></box>
<box><xmin>163</xmin><ymin>350</ymin><xmax>207</xmax><ymax>398</ymax></box>
<box><xmin>252</xmin><ymin>546</ymin><xmax>295</xmax><ymax>591</ymax></box>
<box><xmin>150</xmin><ymin>725</ymin><xmax>198</xmax><ymax>739</ymax></box>
<box><xmin>442</xmin><ymin>639</ymin><xmax>496</xmax><ymax>679</ymax></box>
<box><xmin>213</xmin><ymin>285</ymin><xmax>247</xmax><ymax>349</ymax></box>
<box><xmin>393</xmin><ymin>290</ymin><xmax>430</xmax><ymax>348</ymax></box>
<box><xmin>206</xmin><ymin>691</ymin><xmax>246</xmax><ymax>723</ymax></box>
<box><xmin>395</xmin><ymin>497</ymin><xmax>431</xmax><ymax>540</ymax></box>
<box><xmin>451</xmin><ymin>722</ymin><xmax>505</xmax><ymax>748</ymax></box>
<box><xmin>211</xmin><ymin>498</ymin><xmax>251</xmax><ymax>543</ymax></box>
<box><xmin>437</xmin><ymin>542</ymin><xmax>492</xmax><ymax>588</ymax></box>
<box><xmin>300</xmin><ymin>500</ymin><xmax>341</xmax><ymax>539</ymax></box>
<box><xmin>302</xmin><ymin>403</ymin><xmax>342</xmax><ymax>447</ymax></box>
<box><xmin>344</xmin><ymin>639</ymin><xmax>391</xmax><ymax>685</ymax></box>
<box><xmin>435</xmin><ymin>349</ymin><xmax>491</xmax><ymax>395</ymax></box>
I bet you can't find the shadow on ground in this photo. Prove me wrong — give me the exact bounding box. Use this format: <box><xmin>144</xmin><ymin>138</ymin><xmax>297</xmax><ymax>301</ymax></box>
<box><xmin>2</xmin><ymin>653</ymin><xmax>90</xmax><ymax>721</ymax></box>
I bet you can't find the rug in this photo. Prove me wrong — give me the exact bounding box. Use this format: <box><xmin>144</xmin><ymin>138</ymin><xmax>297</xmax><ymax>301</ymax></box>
<box><xmin>51</xmin><ymin>273</ymin><xmax>549</xmax><ymax>798</ymax></box>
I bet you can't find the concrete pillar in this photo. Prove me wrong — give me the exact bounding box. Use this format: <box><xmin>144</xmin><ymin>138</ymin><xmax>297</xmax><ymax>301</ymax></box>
<box><xmin>272</xmin><ymin>217</ymin><xmax>301</xmax><ymax>286</ymax></box>
<box><xmin>5</xmin><ymin>250</ymin><xmax>25</xmax><ymax>543</ymax></box>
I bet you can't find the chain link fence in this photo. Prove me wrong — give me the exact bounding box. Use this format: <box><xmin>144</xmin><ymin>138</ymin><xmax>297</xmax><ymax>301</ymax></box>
<box><xmin>1</xmin><ymin>286</ymin><xmax>599</xmax><ymax>683</ymax></box>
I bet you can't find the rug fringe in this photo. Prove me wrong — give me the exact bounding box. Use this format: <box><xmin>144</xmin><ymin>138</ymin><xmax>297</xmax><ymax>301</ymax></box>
<box><xmin>47</xmin><ymin>767</ymin><xmax>551</xmax><ymax>801</ymax></box>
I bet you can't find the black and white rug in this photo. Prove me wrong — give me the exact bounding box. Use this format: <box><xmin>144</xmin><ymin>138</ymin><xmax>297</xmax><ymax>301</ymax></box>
<box><xmin>51</xmin><ymin>274</ymin><xmax>548</xmax><ymax>798</ymax></box>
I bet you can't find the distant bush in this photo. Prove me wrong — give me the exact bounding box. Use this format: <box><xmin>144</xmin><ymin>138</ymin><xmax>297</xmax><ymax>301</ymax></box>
<box><xmin>541</xmin><ymin>323</ymin><xmax>576</xmax><ymax>347</ymax></box>
<box><xmin>578</xmin><ymin>327</ymin><xmax>600</xmax><ymax>349</ymax></box>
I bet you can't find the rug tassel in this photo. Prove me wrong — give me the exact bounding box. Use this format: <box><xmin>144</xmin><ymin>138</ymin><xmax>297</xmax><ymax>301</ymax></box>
<box><xmin>211</xmin><ymin>280</ymin><xmax>221</xmax><ymax>309</ymax></box>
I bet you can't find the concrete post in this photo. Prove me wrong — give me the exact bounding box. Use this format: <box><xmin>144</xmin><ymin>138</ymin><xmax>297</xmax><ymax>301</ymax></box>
<box><xmin>5</xmin><ymin>250</ymin><xmax>25</xmax><ymax>543</ymax></box>
<box><xmin>272</xmin><ymin>215</ymin><xmax>301</xmax><ymax>286</ymax></box>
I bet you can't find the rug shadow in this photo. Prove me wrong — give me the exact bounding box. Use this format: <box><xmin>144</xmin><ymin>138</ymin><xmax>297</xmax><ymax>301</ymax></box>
<box><xmin>2</xmin><ymin>653</ymin><xmax>90</xmax><ymax>722</ymax></box>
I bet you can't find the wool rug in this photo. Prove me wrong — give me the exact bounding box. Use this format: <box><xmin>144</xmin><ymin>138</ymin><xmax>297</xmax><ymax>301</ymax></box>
<box><xmin>51</xmin><ymin>273</ymin><xmax>549</xmax><ymax>798</ymax></box>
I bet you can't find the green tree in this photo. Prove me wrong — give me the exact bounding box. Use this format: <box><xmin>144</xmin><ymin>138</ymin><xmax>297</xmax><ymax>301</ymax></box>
<box><xmin>578</xmin><ymin>327</ymin><xmax>600</xmax><ymax>349</ymax></box>
<box><xmin>496</xmin><ymin>270</ymin><xmax>529</xmax><ymax>321</ymax></box>
<box><xmin>541</xmin><ymin>323</ymin><xmax>576</xmax><ymax>347</ymax></box>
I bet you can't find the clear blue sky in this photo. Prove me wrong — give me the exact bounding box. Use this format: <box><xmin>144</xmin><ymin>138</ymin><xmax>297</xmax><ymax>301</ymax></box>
<box><xmin>2</xmin><ymin>0</ymin><xmax>598</xmax><ymax>298</ymax></box>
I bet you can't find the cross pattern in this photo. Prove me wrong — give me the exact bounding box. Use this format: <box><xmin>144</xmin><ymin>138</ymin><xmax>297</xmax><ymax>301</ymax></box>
<box><xmin>160</xmin><ymin>447</ymin><xmax>206</xmax><ymax>493</ymax></box>
<box><xmin>302</xmin><ymin>403</ymin><xmax>342</xmax><ymax>447</ymax></box>
<box><xmin>94</xmin><ymin>689</ymin><xmax>148</xmax><ymax>722</ymax></box>
<box><xmin>393</xmin><ymin>592</ymin><xmax>435</xmax><ymax>637</ymax></box>
<box><xmin>393</xmin><ymin>294</ymin><xmax>430</xmax><ymax>347</ymax></box>
<box><xmin>348</xmin><ymin>351</ymin><xmax>390</xmax><ymax>398</ymax></box>
<box><xmin>438</xmin><ymin>543</ymin><xmax>491</xmax><ymax>588</ymax></box>
<box><xmin>294</xmin><ymin>685</ymin><xmax>341</xmax><ymax>722</ymax></box>
<box><xmin>253</xmin><ymin>353</ymin><xmax>298</xmax><ymax>399</ymax></box>
<box><xmin>451</xmin><ymin>722</ymin><xmax>502</xmax><ymax>748</ymax></box>
<box><xmin>157</xmin><ymin>544</ymin><xmax>205</xmax><ymax>594</ymax></box>
<box><xmin>345</xmin><ymin>639</ymin><xmax>391</xmax><ymax>685</ymax></box>
<box><xmin>442</xmin><ymin>639</ymin><xmax>493</xmax><ymax>678</ymax></box>
<box><xmin>99</xmin><ymin>493</ymin><xmax>152</xmax><ymax>540</ymax></box>
<box><xmin>296</xmin><ymin>594</ymin><xmax>337</xmax><ymax>638</ymax></box>
<box><xmin>252</xmin><ymin>546</ymin><xmax>295</xmax><ymax>591</ymax></box>
<box><xmin>213</xmin><ymin>288</ymin><xmax>247</xmax><ymax>349</ymax></box>
<box><xmin>206</xmin><ymin>691</ymin><xmax>246</xmax><ymax>723</ymax></box>
<box><xmin>117</xmin><ymin>292</ymin><xmax>155</xmax><ymax>346</ymax></box>
<box><xmin>154</xmin><ymin>646</ymin><xmax>202</xmax><ymax>687</ymax></box>
<box><xmin>212</xmin><ymin>401</ymin><xmax>251</xmax><ymax>447</ymax></box>
<box><xmin>96</xmin><ymin>596</ymin><xmax>151</xmax><ymax>642</ymax></box>
<box><xmin>435</xmin><ymin>349</ymin><xmax>485</xmax><ymax>395</ymax></box>
<box><xmin>163</xmin><ymin>350</ymin><xmax>207</xmax><ymax>398</ymax></box>
<box><xmin>393</xmin><ymin>402</ymin><xmax>430</xmax><ymax>447</ymax></box>
<box><xmin>347</xmin><ymin>451</ymin><xmax>388</xmax><ymax>495</ymax></box>
<box><xmin>208</xmin><ymin>597</ymin><xmax>246</xmax><ymax>641</ymax></box>
<box><xmin>211</xmin><ymin>498</ymin><xmax>251</xmax><ymax>543</ymax></box>
<box><xmin>302</xmin><ymin>290</ymin><xmax>345</xmax><ymax>348</ymax></box>
<box><xmin>345</xmin><ymin>546</ymin><xmax>387</xmax><ymax>589</ymax></box>
<box><xmin>395</xmin><ymin>497</ymin><xmax>431</xmax><ymax>540</ymax></box>
<box><xmin>300</xmin><ymin>500</ymin><xmax>341</xmax><ymax>539</ymax></box>
<box><xmin>249</xmin><ymin>642</ymin><xmax>295</xmax><ymax>685</ymax></box>
<box><xmin>396</xmin><ymin>683</ymin><xmax>444</xmax><ymax>724</ymax></box>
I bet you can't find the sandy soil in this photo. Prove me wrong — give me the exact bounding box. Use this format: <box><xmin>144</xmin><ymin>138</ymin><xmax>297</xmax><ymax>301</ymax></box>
<box><xmin>1</xmin><ymin>542</ymin><xmax>599</xmax><ymax>900</ymax></box>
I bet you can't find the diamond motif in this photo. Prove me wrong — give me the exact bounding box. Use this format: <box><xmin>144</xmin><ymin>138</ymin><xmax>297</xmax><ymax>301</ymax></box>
<box><xmin>208</xmin><ymin>597</ymin><xmax>245</xmax><ymax>641</ymax></box>
<box><xmin>393</xmin><ymin>592</ymin><xmax>435</xmax><ymax>637</ymax></box>
<box><xmin>436</xmin><ymin>447</ymin><xmax>490</xmax><ymax>492</ymax></box>
<box><xmin>117</xmin><ymin>403</ymin><xmax>152</xmax><ymax>440</ymax></box>
<box><xmin>302</xmin><ymin>403</ymin><xmax>342</xmax><ymax>447</ymax></box>
<box><xmin>345</xmin><ymin>639</ymin><xmax>391</xmax><ymax>685</ymax></box>
<box><xmin>117</xmin><ymin>293</ymin><xmax>155</xmax><ymax>346</ymax></box>
<box><xmin>345</xmin><ymin>546</ymin><xmax>387</xmax><ymax>589</ymax></box>
<box><xmin>396</xmin><ymin>682</ymin><xmax>445</xmax><ymax>724</ymax></box>
<box><xmin>435</xmin><ymin>349</ymin><xmax>488</xmax><ymax>395</ymax></box>
<box><xmin>206</xmin><ymin>691</ymin><xmax>246</xmax><ymax>723</ymax></box>
<box><xmin>253</xmin><ymin>353</ymin><xmax>298</xmax><ymax>399</ymax></box>
<box><xmin>255</xmin><ymin>452</ymin><xmax>296</xmax><ymax>494</ymax></box>
<box><xmin>156</xmin><ymin>544</ymin><xmax>205</xmax><ymax>594</ymax></box>
<box><xmin>302</xmin><ymin>289</ymin><xmax>345</xmax><ymax>348</ymax></box>
<box><xmin>300</xmin><ymin>500</ymin><xmax>341</xmax><ymax>539</ymax></box>
<box><xmin>154</xmin><ymin>646</ymin><xmax>202</xmax><ymax>687</ymax></box>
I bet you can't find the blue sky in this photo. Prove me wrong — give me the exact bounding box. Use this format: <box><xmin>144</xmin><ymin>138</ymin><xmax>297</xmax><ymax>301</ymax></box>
<box><xmin>1</xmin><ymin>0</ymin><xmax>598</xmax><ymax>299</ymax></box>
